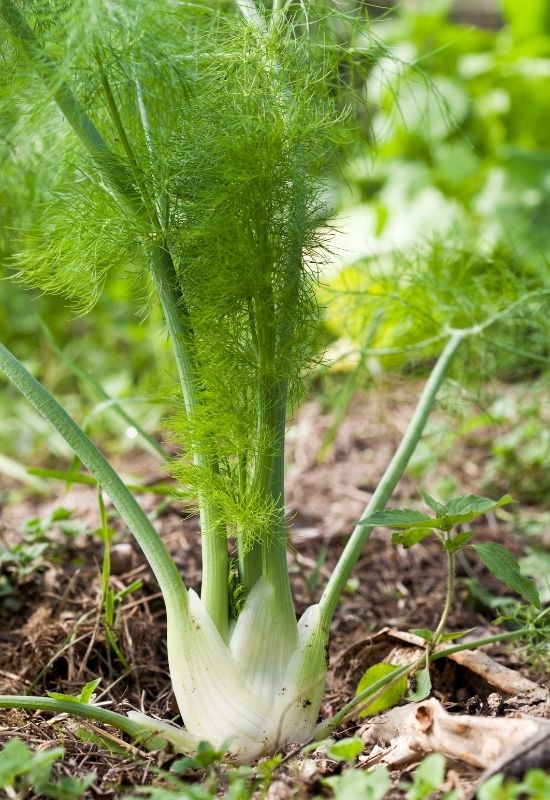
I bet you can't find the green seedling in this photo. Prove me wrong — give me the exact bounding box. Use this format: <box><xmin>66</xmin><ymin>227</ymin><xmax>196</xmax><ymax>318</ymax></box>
<box><xmin>0</xmin><ymin>738</ymin><xmax>96</xmax><ymax>799</ymax></box>
<box><xmin>348</xmin><ymin>491</ymin><xmax>540</xmax><ymax>713</ymax></box>
<box><xmin>323</xmin><ymin>766</ymin><xmax>391</xmax><ymax>800</ymax></box>
<box><xmin>0</xmin><ymin>506</ymin><xmax>88</xmax><ymax>601</ymax></box>
<box><xmin>48</xmin><ymin>677</ymin><xmax>101</xmax><ymax>705</ymax></box>
<box><xmin>477</xmin><ymin>769</ymin><xmax>550</xmax><ymax>800</ymax></box>
<box><xmin>400</xmin><ymin>753</ymin><xmax>457</xmax><ymax>800</ymax></box>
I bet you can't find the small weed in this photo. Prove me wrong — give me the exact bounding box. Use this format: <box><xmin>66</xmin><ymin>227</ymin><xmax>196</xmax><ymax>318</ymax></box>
<box><xmin>349</xmin><ymin>492</ymin><xmax>540</xmax><ymax>719</ymax></box>
<box><xmin>0</xmin><ymin>738</ymin><xmax>96</xmax><ymax>799</ymax></box>
<box><xmin>324</xmin><ymin>766</ymin><xmax>391</xmax><ymax>800</ymax></box>
<box><xmin>400</xmin><ymin>753</ymin><xmax>456</xmax><ymax>800</ymax></box>
<box><xmin>0</xmin><ymin>507</ymin><xmax>88</xmax><ymax>603</ymax></box>
<box><xmin>477</xmin><ymin>769</ymin><xmax>550</xmax><ymax>800</ymax></box>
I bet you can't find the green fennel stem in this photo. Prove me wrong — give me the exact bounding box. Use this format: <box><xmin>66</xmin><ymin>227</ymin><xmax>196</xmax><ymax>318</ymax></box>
<box><xmin>262</xmin><ymin>380</ymin><xmax>296</xmax><ymax>630</ymax></box>
<box><xmin>0</xmin><ymin>696</ymin><xmax>193</xmax><ymax>752</ymax></box>
<box><xmin>319</xmin><ymin>331</ymin><xmax>465</xmax><ymax>630</ymax></box>
<box><xmin>0</xmin><ymin>342</ymin><xmax>188</xmax><ymax>626</ymax></box>
<box><xmin>0</xmin><ymin>0</ymin><xmax>229</xmax><ymax>635</ymax></box>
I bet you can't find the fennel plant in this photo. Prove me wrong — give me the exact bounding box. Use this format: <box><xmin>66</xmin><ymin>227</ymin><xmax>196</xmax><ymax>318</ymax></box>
<box><xmin>0</xmin><ymin>0</ymin><xmax>538</xmax><ymax>763</ymax></box>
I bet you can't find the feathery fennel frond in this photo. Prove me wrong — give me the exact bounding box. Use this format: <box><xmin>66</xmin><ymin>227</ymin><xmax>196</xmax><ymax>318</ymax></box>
<box><xmin>163</xmin><ymin>13</ymin><xmax>343</xmax><ymax>547</ymax></box>
<box><xmin>0</xmin><ymin>0</ymin><xmax>363</xmax><ymax>574</ymax></box>
<box><xmin>322</xmin><ymin>238</ymin><xmax>550</xmax><ymax>378</ymax></box>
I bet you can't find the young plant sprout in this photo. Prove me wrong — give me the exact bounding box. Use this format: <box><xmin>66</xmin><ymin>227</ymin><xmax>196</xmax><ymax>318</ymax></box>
<box><xmin>0</xmin><ymin>0</ymin><xmax>543</xmax><ymax>763</ymax></box>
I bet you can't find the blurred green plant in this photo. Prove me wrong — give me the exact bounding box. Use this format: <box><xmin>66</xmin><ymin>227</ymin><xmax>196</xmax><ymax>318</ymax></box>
<box><xmin>0</xmin><ymin>738</ymin><xmax>96</xmax><ymax>799</ymax></box>
<box><xmin>0</xmin><ymin>506</ymin><xmax>88</xmax><ymax>606</ymax></box>
<box><xmin>320</xmin><ymin>0</ymin><xmax>550</xmax><ymax>383</ymax></box>
<box><xmin>477</xmin><ymin>768</ymin><xmax>550</xmax><ymax>800</ymax></box>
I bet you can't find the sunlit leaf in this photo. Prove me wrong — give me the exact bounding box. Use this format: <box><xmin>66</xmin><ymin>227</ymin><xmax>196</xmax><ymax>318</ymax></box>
<box><xmin>327</xmin><ymin>737</ymin><xmax>364</xmax><ymax>761</ymax></box>
<box><xmin>355</xmin><ymin>663</ymin><xmax>407</xmax><ymax>717</ymax></box>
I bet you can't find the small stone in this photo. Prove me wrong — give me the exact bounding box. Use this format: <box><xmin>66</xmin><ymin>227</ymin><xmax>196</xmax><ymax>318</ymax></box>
<box><xmin>486</xmin><ymin>693</ymin><xmax>504</xmax><ymax>716</ymax></box>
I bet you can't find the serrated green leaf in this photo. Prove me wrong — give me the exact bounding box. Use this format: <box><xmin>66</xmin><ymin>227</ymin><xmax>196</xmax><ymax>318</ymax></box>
<box><xmin>407</xmin><ymin>666</ymin><xmax>431</xmax><ymax>701</ymax></box>
<box><xmin>355</xmin><ymin>663</ymin><xmax>408</xmax><ymax>717</ymax></box>
<box><xmin>473</xmin><ymin>542</ymin><xmax>540</xmax><ymax>607</ymax></box>
<box><xmin>444</xmin><ymin>494</ymin><xmax>514</xmax><ymax>523</ymax></box>
<box><xmin>409</xmin><ymin>628</ymin><xmax>433</xmax><ymax>642</ymax></box>
<box><xmin>327</xmin><ymin>736</ymin><xmax>364</xmax><ymax>761</ymax></box>
<box><xmin>420</xmin><ymin>489</ymin><xmax>447</xmax><ymax>517</ymax></box>
<box><xmin>444</xmin><ymin>531</ymin><xmax>473</xmax><ymax>552</ymax></box>
<box><xmin>391</xmin><ymin>528</ymin><xmax>434</xmax><ymax>548</ymax></box>
<box><xmin>359</xmin><ymin>509</ymin><xmax>432</xmax><ymax>529</ymax></box>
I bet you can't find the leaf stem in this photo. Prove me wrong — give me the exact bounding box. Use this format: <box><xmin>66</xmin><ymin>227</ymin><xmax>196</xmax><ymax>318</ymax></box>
<box><xmin>0</xmin><ymin>696</ymin><xmax>193</xmax><ymax>753</ymax></box>
<box><xmin>0</xmin><ymin>342</ymin><xmax>188</xmax><ymax>625</ymax></box>
<box><xmin>1</xmin><ymin>0</ymin><xmax>230</xmax><ymax>635</ymax></box>
<box><xmin>433</xmin><ymin>548</ymin><xmax>455</xmax><ymax>644</ymax></box>
<box><xmin>262</xmin><ymin>380</ymin><xmax>295</xmax><ymax>628</ymax></box>
<box><xmin>27</xmin><ymin>466</ymin><xmax>176</xmax><ymax>497</ymax></box>
<box><xmin>318</xmin><ymin>331</ymin><xmax>465</xmax><ymax>629</ymax></box>
<box><xmin>235</xmin><ymin>0</ymin><xmax>266</xmax><ymax>29</ymax></box>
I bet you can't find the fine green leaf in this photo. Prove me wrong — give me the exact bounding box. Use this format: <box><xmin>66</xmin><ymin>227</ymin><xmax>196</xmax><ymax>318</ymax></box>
<box><xmin>391</xmin><ymin>528</ymin><xmax>434</xmax><ymax>548</ymax></box>
<box><xmin>473</xmin><ymin>543</ymin><xmax>540</xmax><ymax>607</ymax></box>
<box><xmin>407</xmin><ymin>667</ymin><xmax>431</xmax><ymax>702</ymax></box>
<box><xmin>326</xmin><ymin>737</ymin><xmax>364</xmax><ymax>762</ymax></box>
<box><xmin>355</xmin><ymin>663</ymin><xmax>408</xmax><ymax>717</ymax></box>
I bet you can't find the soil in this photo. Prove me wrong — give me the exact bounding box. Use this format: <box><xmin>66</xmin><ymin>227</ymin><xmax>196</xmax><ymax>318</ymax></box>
<box><xmin>0</xmin><ymin>380</ymin><xmax>548</xmax><ymax>799</ymax></box>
